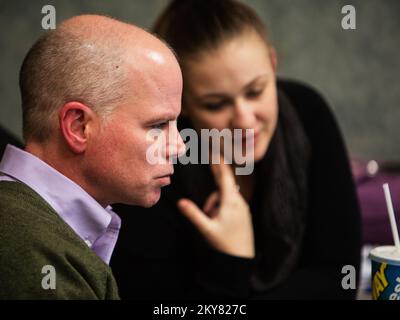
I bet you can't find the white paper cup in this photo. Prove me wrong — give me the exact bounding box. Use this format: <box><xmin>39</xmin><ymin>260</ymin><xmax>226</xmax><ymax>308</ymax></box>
<box><xmin>369</xmin><ymin>246</ymin><xmax>400</xmax><ymax>300</ymax></box>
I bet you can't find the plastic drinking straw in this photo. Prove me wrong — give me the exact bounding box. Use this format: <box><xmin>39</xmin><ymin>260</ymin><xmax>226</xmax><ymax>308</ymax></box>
<box><xmin>383</xmin><ymin>183</ymin><xmax>400</xmax><ymax>253</ymax></box>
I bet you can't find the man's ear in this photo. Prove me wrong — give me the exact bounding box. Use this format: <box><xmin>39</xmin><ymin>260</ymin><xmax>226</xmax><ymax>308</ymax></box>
<box><xmin>269</xmin><ymin>46</ymin><xmax>278</xmax><ymax>73</ymax></box>
<box><xmin>59</xmin><ymin>102</ymin><xmax>96</xmax><ymax>154</ymax></box>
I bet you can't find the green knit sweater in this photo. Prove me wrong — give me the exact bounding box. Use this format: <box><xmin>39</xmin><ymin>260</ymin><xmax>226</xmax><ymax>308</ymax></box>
<box><xmin>0</xmin><ymin>181</ymin><xmax>120</xmax><ymax>299</ymax></box>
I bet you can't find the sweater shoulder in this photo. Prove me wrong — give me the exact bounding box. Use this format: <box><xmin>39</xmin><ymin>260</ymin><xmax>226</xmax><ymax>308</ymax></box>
<box><xmin>278</xmin><ymin>78</ymin><xmax>343</xmax><ymax>145</ymax></box>
<box><xmin>0</xmin><ymin>181</ymin><xmax>119</xmax><ymax>299</ymax></box>
<box><xmin>278</xmin><ymin>78</ymin><xmax>332</xmax><ymax>115</ymax></box>
<box><xmin>0</xmin><ymin>181</ymin><xmax>76</xmax><ymax>241</ymax></box>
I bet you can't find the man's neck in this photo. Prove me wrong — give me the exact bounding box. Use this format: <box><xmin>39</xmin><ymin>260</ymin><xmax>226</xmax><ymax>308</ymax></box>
<box><xmin>25</xmin><ymin>140</ymin><xmax>110</xmax><ymax>208</ymax></box>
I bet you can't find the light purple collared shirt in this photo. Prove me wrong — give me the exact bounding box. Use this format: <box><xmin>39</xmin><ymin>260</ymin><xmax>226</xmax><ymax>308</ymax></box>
<box><xmin>0</xmin><ymin>144</ymin><xmax>121</xmax><ymax>265</ymax></box>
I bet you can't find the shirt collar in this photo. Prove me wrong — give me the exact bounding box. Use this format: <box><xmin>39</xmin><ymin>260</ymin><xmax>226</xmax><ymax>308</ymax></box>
<box><xmin>0</xmin><ymin>144</ymin><xmax>116</xmax><ymax>247</ymax></box>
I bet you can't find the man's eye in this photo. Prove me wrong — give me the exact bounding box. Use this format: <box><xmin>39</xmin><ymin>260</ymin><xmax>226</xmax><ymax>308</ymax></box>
<box><xmin>151</xmin><ymin>122</ymin><xmax>168</xmax><ymax>129</ymax></box>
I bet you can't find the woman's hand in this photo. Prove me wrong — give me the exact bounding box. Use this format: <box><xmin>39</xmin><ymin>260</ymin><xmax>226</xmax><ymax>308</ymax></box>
<box><xmin>177</xmin><ymin>159</ymin><xmax>255</xmax><ymax>258</ymax></box>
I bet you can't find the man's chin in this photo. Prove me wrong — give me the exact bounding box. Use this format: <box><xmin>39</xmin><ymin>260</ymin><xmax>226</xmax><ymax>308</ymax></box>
<box><xmin>116</xmin><ymin>188</ymin><xmax>162</xmax><ymax>208</ymax></box>
<box><xmin>141</xmin><ymin>189</ymin><xmax>162</xmax><ymax>208</ymax></box>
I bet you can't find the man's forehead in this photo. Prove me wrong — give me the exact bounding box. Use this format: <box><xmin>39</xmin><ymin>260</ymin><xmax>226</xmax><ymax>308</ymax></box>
<box><xmin>120</xmin><ymin>46</ymin><xmax>182</xmax><ymax>123</ymax></box>
<box><xmin>145</xmin><ymin>100</ymin><xmax>181</xmax><ymax>120</ymax></box>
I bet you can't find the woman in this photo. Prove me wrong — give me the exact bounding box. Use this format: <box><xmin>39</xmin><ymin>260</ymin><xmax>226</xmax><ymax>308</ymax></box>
<box><xmin>111</xmin><ymin>0</ymin><xmax>361</xmax><ymax>299</ymax></box>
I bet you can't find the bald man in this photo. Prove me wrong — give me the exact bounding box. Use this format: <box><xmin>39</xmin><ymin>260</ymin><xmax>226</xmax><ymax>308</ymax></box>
<box><xmin>0</xmin><ymin>15</ymin><xmax>185</xmax><ymax>299</ymax></box>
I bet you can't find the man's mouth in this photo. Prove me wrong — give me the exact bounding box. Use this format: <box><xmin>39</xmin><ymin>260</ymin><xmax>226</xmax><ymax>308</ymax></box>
<box><xmin>156</xmin><ymin>173</ymin><xmax>173</xmax><ymax>186</ymax></box>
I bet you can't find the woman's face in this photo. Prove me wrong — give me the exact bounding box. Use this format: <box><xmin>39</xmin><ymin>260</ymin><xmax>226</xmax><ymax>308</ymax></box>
<box><xmin>183</xmin><ymin>31</ymin><xmax>278</xmax><ymax>163</ymax></box>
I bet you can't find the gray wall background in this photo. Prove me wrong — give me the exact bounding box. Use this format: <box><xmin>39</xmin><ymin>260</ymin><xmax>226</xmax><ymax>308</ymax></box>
<box><xmin>0</xmin><ymin>0</ymin><xmax>399</xmax><ymax>159</ymax></box>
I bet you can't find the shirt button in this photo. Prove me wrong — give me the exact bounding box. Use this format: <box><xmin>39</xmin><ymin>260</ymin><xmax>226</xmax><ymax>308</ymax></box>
<box><xmin>84</xmin><ymin>239</ymin><xmax>92</xmax><ymax>247</ymax></box>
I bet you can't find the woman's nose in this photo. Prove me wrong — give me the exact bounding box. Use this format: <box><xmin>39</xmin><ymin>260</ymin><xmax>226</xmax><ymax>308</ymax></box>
<box><xmin>231</xmin><ymin>100</ymin><xmax>256</xmax><ymax>129</ymax></box>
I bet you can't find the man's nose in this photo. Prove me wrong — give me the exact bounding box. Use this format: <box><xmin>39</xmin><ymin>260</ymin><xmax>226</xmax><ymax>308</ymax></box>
<box><xmin>166</xmin><ymin>124</ymin><xmax>186</xmax><ymax>160</ymax></box>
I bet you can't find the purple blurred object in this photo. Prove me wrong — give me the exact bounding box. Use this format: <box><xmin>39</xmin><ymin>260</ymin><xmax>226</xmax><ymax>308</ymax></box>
<box><xmin>351</xmin><ymin>159</ymin><xmax>400</xmax><ymax>245</ymax></box>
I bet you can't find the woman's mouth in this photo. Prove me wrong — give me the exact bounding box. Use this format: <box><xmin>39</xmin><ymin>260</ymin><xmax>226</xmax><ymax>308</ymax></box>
<box><xmin>239</xmin><ymin>130</ymin><xmax>260</xmax><ymax>147</ymax></box>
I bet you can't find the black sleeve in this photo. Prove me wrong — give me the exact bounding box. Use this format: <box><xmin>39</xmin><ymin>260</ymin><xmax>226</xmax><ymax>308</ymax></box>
<box><xmin>110</xmin><ymin>198</ymin><xmax>254</xmax><ymax>300</ymax></box>
<box><xmin>253</xmin><ymin>80</ymin><xmax>362</xmax><ymax>299</ymax></box>
<box><xmin>190</xmin><ymin>238</ymin><xmax>254</xmax><ymax>299</ymax></box>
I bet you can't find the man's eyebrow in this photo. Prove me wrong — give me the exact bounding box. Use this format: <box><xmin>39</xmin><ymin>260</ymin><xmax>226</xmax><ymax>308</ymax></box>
<box><xmin>145</xmin><ymin>114</ymin><xmax>178</xmax><ymax>124</ymax></box>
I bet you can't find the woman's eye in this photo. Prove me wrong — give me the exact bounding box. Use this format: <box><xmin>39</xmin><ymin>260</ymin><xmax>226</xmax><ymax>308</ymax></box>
<box><xmin>247</xmin><ymin>89</ymin><xmax>263</xmax><ymax>99</ymax></box>
<box><xmin>204</xmin><ymin>101</ymin><xmax>228</xmax><ymax>111</ymax></box>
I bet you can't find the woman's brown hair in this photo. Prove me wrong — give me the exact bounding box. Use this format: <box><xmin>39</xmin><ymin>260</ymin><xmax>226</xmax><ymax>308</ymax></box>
<box><xmin>152</xmin><ymin>0</ymin><xmax>271</xmax><ymax>64</ymax></box>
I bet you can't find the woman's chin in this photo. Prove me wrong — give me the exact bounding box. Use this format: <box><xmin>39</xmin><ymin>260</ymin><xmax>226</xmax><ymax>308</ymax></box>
<box><xmin>253</xmin><ymin>136</ymin><xmax>271</xmax><ymax>162</ymax></box>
